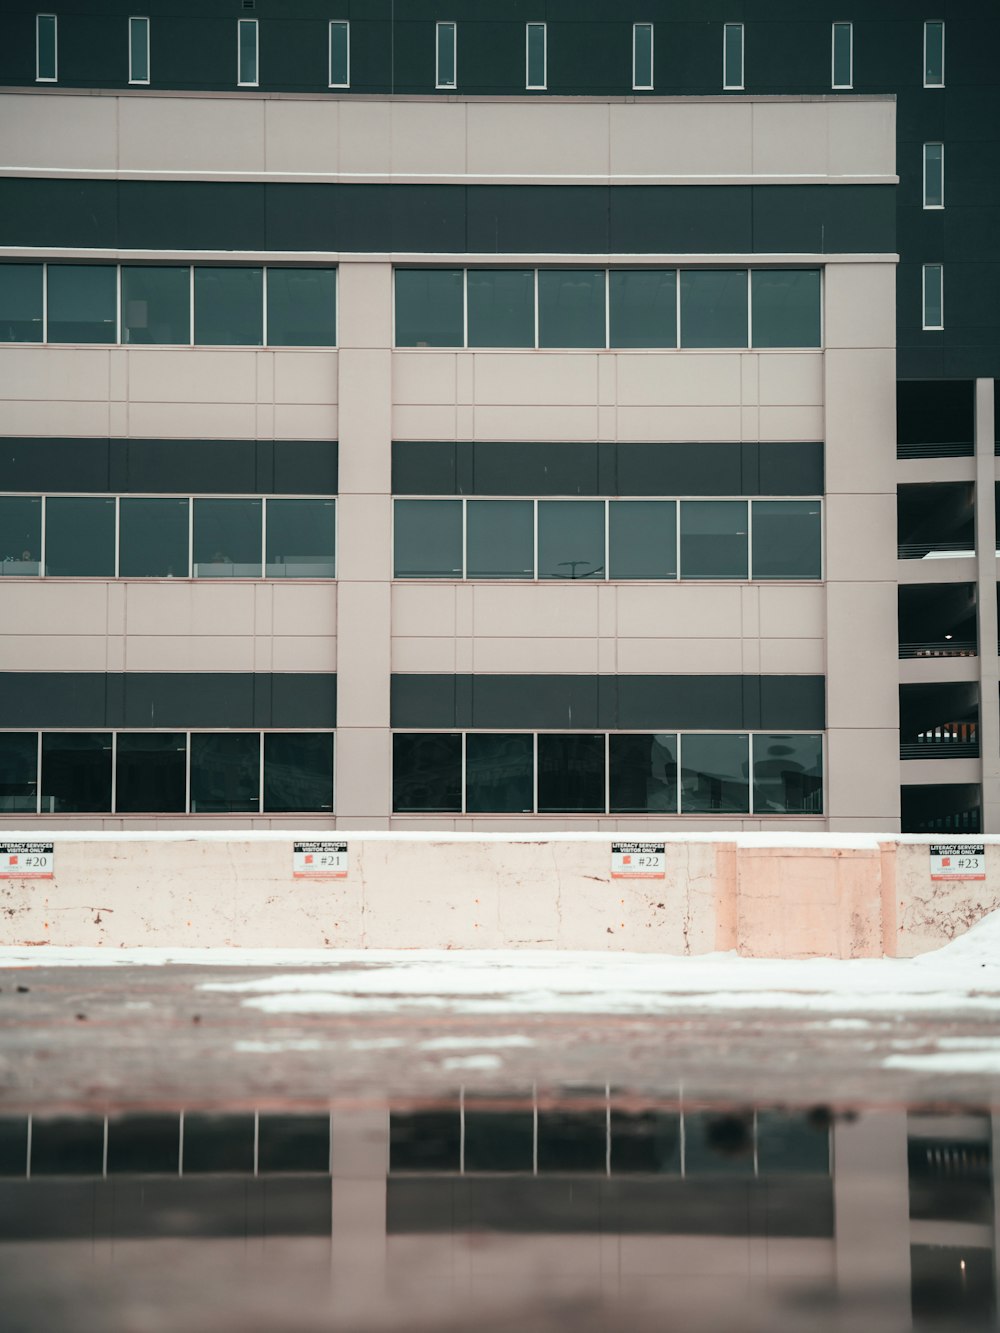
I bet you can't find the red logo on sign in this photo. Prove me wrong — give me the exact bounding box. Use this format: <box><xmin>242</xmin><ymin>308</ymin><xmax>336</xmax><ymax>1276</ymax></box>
<box><xmin>305</xmin><ymin>854</ymin><xmax>314</xmax><ymax>864</ymax></box>
<box><xmin>942</xmin><ymin>856</ymin><xmax>951</xmax><ymax>867</ymax></box>
<box><xmin>8</xmin><ymin>856</ymin><xmax>16</xmax><ymax>865</ymax></box>
<box><xmin>623</xmin><ymin>854</ymin><xmax>632</xmax><ymax>864</ymax></box>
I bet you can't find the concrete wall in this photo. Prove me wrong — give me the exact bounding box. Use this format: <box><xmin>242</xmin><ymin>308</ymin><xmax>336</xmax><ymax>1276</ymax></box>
<box><xmin>0</xmin><ymin>832</ymin><xmax>992</xmax><ymax>957</ymax></box>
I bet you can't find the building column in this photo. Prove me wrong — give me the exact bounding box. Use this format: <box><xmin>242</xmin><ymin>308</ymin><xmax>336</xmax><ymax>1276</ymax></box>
<box><xmin>974</xmin><ymin>379</ymin><xmax>999</xmax><ymax>831</ymax></box>
<box><xmin>833</xmin><ymin>1113</ymin><xmax>911</xmax><ymax>1322</ymax></box>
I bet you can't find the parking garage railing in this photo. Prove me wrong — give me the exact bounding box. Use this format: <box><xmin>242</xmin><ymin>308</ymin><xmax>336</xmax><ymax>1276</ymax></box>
<box><xmin>898</xmin><ymin>640</ymin><xmax>977</xmax><ymax>659</ymax></box>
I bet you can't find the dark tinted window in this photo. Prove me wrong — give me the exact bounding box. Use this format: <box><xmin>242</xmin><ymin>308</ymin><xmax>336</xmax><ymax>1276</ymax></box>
<box><xmin>119</xmin><ymin>498</ymin><xmax>190</xmax><ymax>577</ymax></box>
<box><xmin>464</xmin><ymin>1110</ymin><xmax>534</xmax><ymax>1172</ymax></box>
<box><xmin>181</xmin><ymin>1114</ymin><xmax>255</xmax><ymax>1174</ymax></box>
<box><xmin>258</xmin><ymin>1114</ymin><xmax>330</xmax><ymax>1173</ymax></box>
<box><xmin>537</xmin><ymin>1111</ymin><xmax>606</xmax><ymax>1171</ymax></box>
<box><xmin>751</xmin><ymin>500</ymin><xmax>821</xmax><ymax>579</ymax></box>
<box><xmin>193</xmin><ymin>498</ymin><xmax>262</xmax><ymax>577</ymax></box>
<box><xmin>538</xmin><ymin>270</ymin><xmax>605</xmax><ymax>348</ymax></box>
<box><xmin>266</xmin><ymin>268</ymin><xmax>337</xmax><ymax>346</ymax></box>
<box><xmin>609</xmin><ymin>270</ymin><xmax>676</xmax><ymax>348</ymax></box>
<box><xmin>0</xmin><ymin>264</ymin><xmax>43</xmax><ymax>341</ymax></box>
<box><xmin>0</xmin><ymin>732</ymin><xmax>38</xmax><ymax>812</ymax></box>
<box><xmin>107</xmin><ymin>1115</ymin><xmax>179</xmax><ymax>1174</ymax></box>
<box><xmin>608</xmin><ymin>501</ymin><xmax>676</xmax><ymax>579</ymax></box>
<box><xmin>751</xmin><ymin>270</ymin><xmax>821</xmax><ymax>348</ymax></box>
<box><xmin>47</xmin><ymin>265</ymin><xmax>117</xmax><ymax>344</ymax></box>
<box><xmin>611</xmin><ymin>1111</ymin><xmax>682</xmax><ymax>1173</ymax></box>
<box><xmin>609</xmin><ymin>733</ymin><xmax>678</xmax><ymax>813</ymax></box>
<box><xmin>194</xmin><ymin>267</ymin><xmax>263</xmax><ymax>346</ymax></box>
<box><xmin>394</xmin><ymin>269</ymin><xmax>463</xmax><ymax>347</ymax></box>
<box><xmin>30</xmin><ymin>1118</ymin><xmax>104</xmax><ymax>1175</ymax></box>
<box><xmin>537</xmin><ymin>501</ymin><xmax>604</xmax><ymax>581</ymax></box>
<box><xmin>45</xmin><ymin>497</ymin><xmax>116</xmax><ymax>577</ymax></box>
<box><xmin>190</xmin><ymin>733</ymin><xmax>260</xmax><ymax>813</ymax></box>
<box><xmin>537</xmin><ymin>733</ymin><xmax>605</xmax><ymax>813</ymax></box>
<box><xmin>263</xmin><ymin>733</ymin><xmax>334</xmax><ymax>812</ymax></box>
<box><xmin>115</xmin><ymin>733</ymin><xmax>187</xmax><ymax>813</ymax></box>
<box><xmin>40</xmin><ymin>732</ymin><xmax>113</xmax><ymax>813</ymax></box>
<box><xmin>680</xmin><ymin>733</ymin><xmax>749</xmax><ymax>813</ymax></box>
<box><xmin>680</xmin><ymin>270</ymin><xmax>747</xmax><ymax>348</ymax></box>
<box><xmin>467</xmin><ymin>269</ymin><xmax>534</xmax><ymax>348</ymax></box>
<box><xmin>0</xmin><ymin>496</ymin><xmax>41</xmax><ymax>575</ymax></box>
<box><xmin>394</xmin><ymin>499</ymin><xmax>462</xmax><ymax>578</ymax></box>
<box><xmin>756</xmin><ymin>1110</ymin><xmax>830</xmax><ymax>1173</ymax></box>
<box><xmin>466</xmin><ymin>500</ymin><xmax>533</xmax><ymax>579</ymax></box>
<box><xmin>680</xmin><ymin>501</ymin><xmax>748</xmax><ymax>579</ymax></box>
<box><xmin>466</xmin><ymin>733</ymin><xmax>533</xmax><ymax>813</ymax></box>
<box><xmin>392</xmin><ymin>733</ymin><xmax>461</xmax><ymax>812</ymax></box>
<box><xmin>265</xmin><ymin>499</ymin><xmax>336</xmax><ymax>578</ymax></box>
<box><xmin>121</xmin><ymin>266</ymin><xmax>190</xmax><ymax>345</ymax></box>
<box><xmin>752</xmin><ymin>733</ymin><xmax>823</xmax><ymax>814</ymax></box>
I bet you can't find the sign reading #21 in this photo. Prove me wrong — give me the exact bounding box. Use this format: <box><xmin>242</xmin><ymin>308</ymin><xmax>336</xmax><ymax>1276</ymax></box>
<box><xmin>293</xmin><ymin>841</ymin><xmax>349</xmax><ymax>879</ymax></box>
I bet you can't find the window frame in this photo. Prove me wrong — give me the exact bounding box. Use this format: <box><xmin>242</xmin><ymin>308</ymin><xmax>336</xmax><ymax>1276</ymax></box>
<box><xmin>922</xmin><ymin>263</ymin><xmax>944</xmax><ymax>331</ymax></box>
<box><xmin>35</xmin><ymin>13</ymin><xmax>57</xmax><ymax>83</ymax></box>
<box><xmin>328</xmin><ymin>19</ymin><xmax>350</xmax><ymax>89</ymax></box>
<box><xmin>435</xmin><ymin>20</ymin><xmax>457</xmax><ymax>90</ymax></box>
<box><xmin>128</xmin><ymin>15</ymin><xmax>150</xmax><ymax>86</ymax></box>
<box><xmin>237</xmin><ymin>17</ymin><xmax>259</xmax><ymax>89</ymax></box>
<box><xmin>923</xmin><ymin>142</ymin><xmax>944</xmax><ymax>210</ymax></box>
<box><xmin>525</xmin><ymin>22</ymin><xmax>547</xmax><ymax>90</ymax></box>
<box><xmin>831</xmin><ymin>20</ymin><xmax>853</xmax><ymax>89</ymax></box>
<box><xmin>923</xmin><ymin>19</ymin><xmax>945</xmax><ymax>88</ymax></box>
<box><xmin>723</xmin><ymin>22</ymin><xmax>744</xmax><ymax>91</ymax></box>
<box><xmin>632</xmin><ymin>22</ymin><xmax>654</xmax><ymax>91</ymax></box>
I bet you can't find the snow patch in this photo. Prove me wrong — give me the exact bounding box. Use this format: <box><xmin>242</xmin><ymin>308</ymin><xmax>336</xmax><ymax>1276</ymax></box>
<box><xmin>441</xmin><ymin>1054</ymin><xmax>503</xmax><ymax>1072</ymax></box>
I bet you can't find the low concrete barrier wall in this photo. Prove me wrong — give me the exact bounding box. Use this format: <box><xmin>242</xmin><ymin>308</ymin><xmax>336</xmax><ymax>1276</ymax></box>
<box><xmin>0</xmin><ymin>832</ymin><xmax>997</xmax><ymax>957</ymax></box>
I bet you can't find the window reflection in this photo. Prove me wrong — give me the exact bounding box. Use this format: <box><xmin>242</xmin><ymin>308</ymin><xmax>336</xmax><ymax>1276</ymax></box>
<box><xmin>45</xmin><ymin>498</ymin><xmax>116</xmax><ymax>577</ymax></box>
<box><xmin>0</xmin><ymin>497</ymin><xmax>41</xmax><ymax>576</ymax></box>
<box><xmin>193</xmin><ymin>499</ymin><xmax>262</xmax><ymax>578</ymax></box>
<box><xmin>537</xmin><ymin>501</ymin><xmax>604</xmax><ymax>580</ymax></box>
<box><xmin>40</xmin><ymin>733</ymin><xmax>113</xmax><ymax>813</ymax></box>
<box><xmin>0</xmin><ymin>732</ymin><xmax>38</xmax><ymax>812</ymax></box>
<box><xmin>190</xmin><ymin>733</ymin><xmax>260</xmax><ymax>813</ymax></box>
<box><xmin>266</xmin><ymin>499</ymin><xmax>336</xmax><ymax>578</ymax></box>
<box><xmin>680</xmin><ymin>733</ymin><xmax>750</xmax><ymax>813</ymax></box>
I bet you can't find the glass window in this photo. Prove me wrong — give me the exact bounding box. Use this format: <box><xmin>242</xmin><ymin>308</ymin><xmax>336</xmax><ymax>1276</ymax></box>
<box><xmin>115</xmin><ymin>733</ymin><xmax>187</xmax><ymax>813</ymax></box>
<box><xmin>129</xmin><ymin>16</ymin><xmax>150</xmax><ymax>84</ymax></box>
<box><xmin>45</xmin><ymin>498</ymin><xmax>116</xmax><ymax>577</ymax></box>
<box><xmin>329</xmin><ymin>20</ymin><xmax>349</xmax><ymax>87</ymax></box>
<box><xmin>680</xmin><ymin>500</ymin><xmax>748</xmax><ymax>580</ymax></box>
<box><xmin>194</xmin><ymin>267</ymin><xmax>263</xmax><ymax>346</ymax></box>
<box><xmin>680</xmin><ymin>733</ymin><xmax>749</xmax><ymax>813</ymax></box>
<box><xmin>119</xmin><ymin>498</ymin><xmax>190</xmax><ymax>578</ymax></box>
<box><xmin>537</xmin><ymin>734</ymin><xmax>605</xmax><ymax>814</ymax></box>
<box><xmin>266</xmin><ymin>268</ymin><xmax>336</xmax><ymax>347</ymax></box>
<box><xmin>0</xmin><ymin>497</ymin><xmax>41</xmax><ymax>575</ymax></box>
<box><xmin>436</xmin><ymin>21</ymin><xmax>456</xmax><ymax>88</ymax></box>
<box><xmin>831</xmin><ymin>21</ymin><xmax>852</xmax><ymax>88</ymax></box>
<box><xmin>680</xmin><ymin>270</ymin><xmax>747</xmax><ymax>348</ymax></box>
<box><xmin>633</xmin><ymin>23</ymin><xmax>653</xmax><ymax>90</ymax></box>
<box><xmin>751</xmin><ymin>270</ymin><xmax>821</xmax><ymax>349</ymax></box>
<box><xmin>264</xmin><ymin>733</ymin><xmax>334</xmax><ymax>812</ymax></box>
<box><xmin>0</xmin><ymin>733</ymin><xmax>38</xmax><ymax>813</ymax></box>
<box><xmin>538</xmin><ymin>270</ymin><xmax>606</xmax><ymax>349</ymax></box>
<box><xmin>609</xmin><ymin>270</ymin><xmax>676</xmax><ymax>348</ymax></box>
<box><xmin>752</xmin><ymin>734</ymin><xmax>823</xmax><ymax>814</ymax></box>
<box><xmin>0</xmin><ymin>264</ymin><xmax>43</xmax><ymax>342</ymax></box>
<box><xmin>190</xmin><ymin>733</ymin><xmax>260</xmax><ymax>813</ymax></box>
<box><xmin>467</xmin><ymin>269</ymin><xmax>534</xmax><ymax>348</ymax></box>
<box><xmin>609</xmin><ymin>733</ymin><xmax>678</xmax><ymax>814</ymax></box>
<box><xmin>265</xmin><ymin>499</ymin><xmax>335</xmax><ymax>578</ymax></box>
<box><xmin>466</xmin><ymin>500</ymin><xmax>533</xmax><ymax>579</ymax></box>
<box><xmin>47</xmin><ymin>265</ymin><xmax>117</xmax><ymax>344</ymax></box>
<box><xmin>121</xmin><ymin>266</ymin><xmax>190</xmax><ymax>345</ymax></box>
<box><xmin>392</xmin><ymin>733</ymin><xmax>462</xmax><ymax>812</ymax></box>
<box><xmin>923</xmin><ymin>264</ymin><xmax>943</xmax><ymax>330</ymax></box>
<box><xmin>238</xmin><ymin>18</ymin><xmax>258</xmax><ymax>86</ymax></box>
<box><xmin>537</xmin><ymin>501</ymin><xmax>605</xmax><ymax>581</ymax></box>
<box><xmin>923</xmin><ymin>143</ymin><xmax>944</xmax><ymax>208</ymax></box>
<box><xmin>40</xmin><ymin>733</ymin><xmax>112</xmax><ymax>814</ymax></box>
<box><xmin>608</xmin><ymin>500</ymin><xmax>677</xmax><ymax>580</ymax></box>
<box><xmin>36</xmin><ymin>14</ymin><xmax>57</xmax><ymax>81</ymax></box>
<box><xmin>394</xmin><ymin>499</ymin><xmax>462</xmax><ymax>578</ymax></box>
<box><xmin>193</xmin><ymin>498</ymin><xmax>262</xmax><ymax>578</ymax></box>
<box><xmin>394</xmin><ymin>269</ymin><xmax>463</xmax><ymax>348</ymax></box>
<box><xmin>526</xmin><ymin>22</ymin><xmax>546</xmax><ymax>89</ymax></box>
<box><xmin>751</xmin><ymin>500</ymin><xmax>821</xmax><ymax>580</ymax></box>
<box><xmin>924</xmin><ymin>20</ymin><xmax>944</xmax><ymax>87</ymax></box>
<box><xmin>723</xmin><ymin>22</ymin><xmax>743</xmax><ymax>89</ymax></box>
<box><xmin>466</xmin><ymin>733</ymin><xmax>534</xmax><ymax>813</ymax></box>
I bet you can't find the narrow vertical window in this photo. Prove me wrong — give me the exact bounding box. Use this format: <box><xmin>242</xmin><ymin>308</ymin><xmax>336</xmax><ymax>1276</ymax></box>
<box><xmin>129</xmin><ymin>16</ymin><xmax>149</xmax><ymax>84</ymax></box>
<box><xmin>238</xmin><ymin>18</ymin><xmax>258</xmax><ymax>87</ymax></box>
<box><xmin>526</xmin><ymin>22</ymin><xmax>546</xmax><ymax>89</ymax></box>
<box><xmin>831</xmin><ymin>21</ymin><xmax>852</xmax><ymax>88</ymax></box>
<box><xmin>923</xmin><ymin>142</ymin><xmax>944</xmax><ymax>208</ymax></box>
<box><xmin>924</xmin><ymin>20</ymin><xmax>944</xmax><ymax>87</ymax></box>
<box><xmin>633</xmin><ymin>23</ymin><xmax>653</xmax><ymax>90</ymax></box>
<box><xmin>922</xmin><ymin>264</ymin><xmax>943</xmax><ymax>330</ymax></box>
<box><xmin>436</xmin><ymin>21</ymin><xmax>456</xmax><ymax>89</ymax></box>
<box><xmin>723</xmin><ymin>23</ymin><xmax>743</xmax><ymax>90</ymax></box>
<box><xmin>36</xmin><ymin>14</ymin><xmax>57</xmax><ymax>82</ymax></box>
<box><xmin>329</xmin><ymin>20</ymin><xmax>349</xmax><ymax>88</ymax></box>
